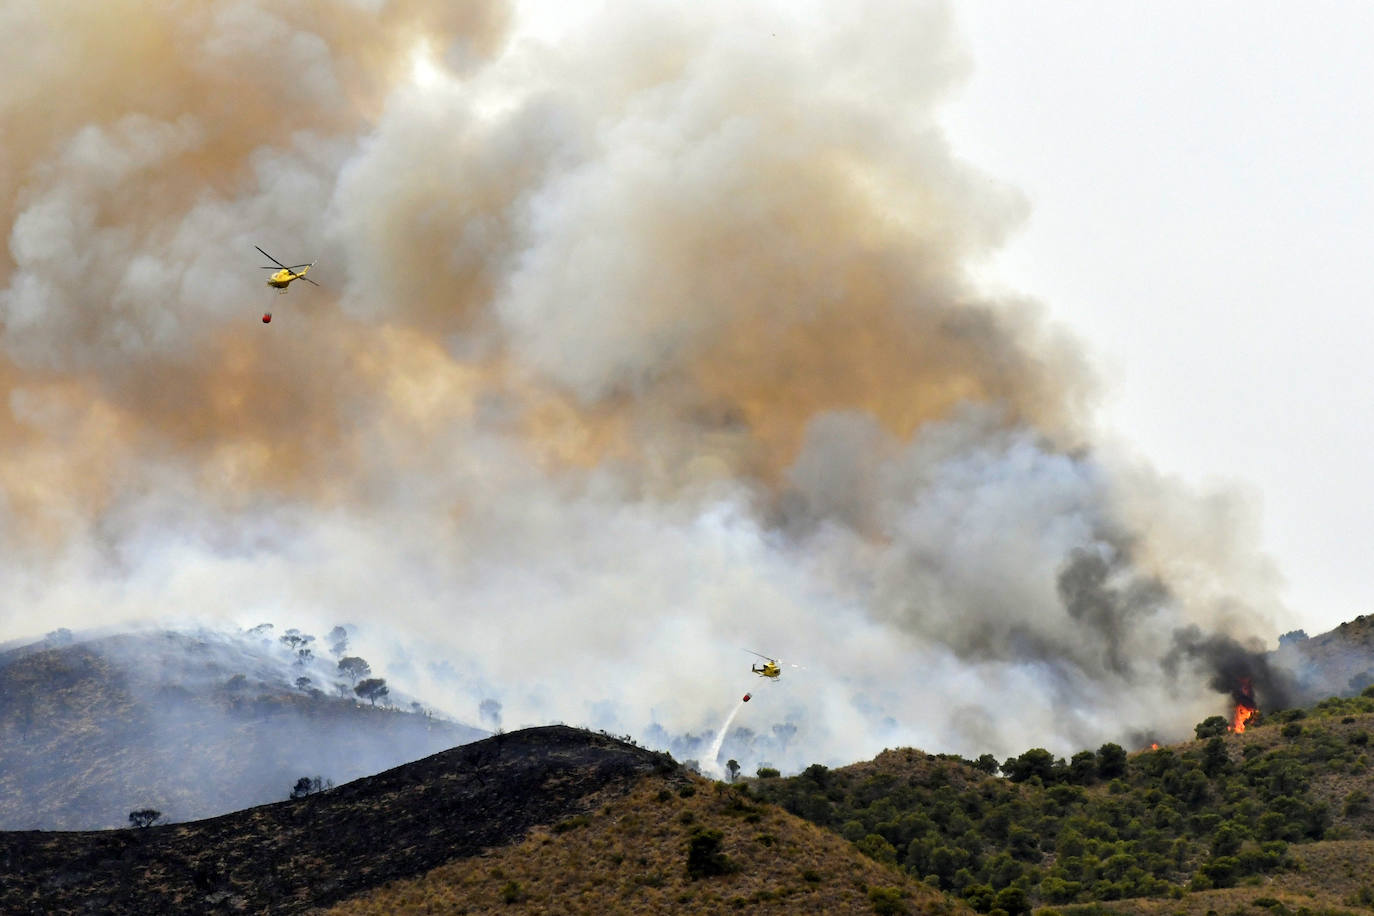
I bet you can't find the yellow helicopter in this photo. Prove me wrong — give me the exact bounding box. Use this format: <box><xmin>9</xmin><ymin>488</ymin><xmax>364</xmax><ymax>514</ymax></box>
<box><xmin>745</xmin><ymin>649</ymin><xmax>799</xmax><ymax>680</ymax></box>
<box><xmin>257</xmin><ymin>246</ymin><xmax>319</xmax><ymax>293</ymax></box>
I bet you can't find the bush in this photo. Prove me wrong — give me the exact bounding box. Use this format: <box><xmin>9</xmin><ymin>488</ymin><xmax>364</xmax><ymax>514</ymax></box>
<box><xmin>128</xmin><ymin>808</ymin><xmax>162</xmax><ymax>829</ymax></box>
<box><xmin>1202</xmin><ymin>737</ymin><xmax>1230</xmax><ymax>777</ymax></box>
<box><xmin>1003</xmin><ymin>748</ymin><xmax>1057</xmax><ymax>783</ymax></box>
<box><xmin>1196</xmin><ymin>716</ymin><xmax>1230</xmax><ymax>739</ymax></box>
<box><xmin>1211</xmin><ymin>822</ymin><xmax>1246</xmax><ymax>857</ymax></box>
<box><xmin>856</xmin><ymin>834</ymin><xmax>898</xmax><ymax>865</ymax></box>
<box><xmin>1097</xmin><ymin>743</ymin><xmax>1127</xmax><ymax>779</ymax></box>
<box><xmin>290</xmin><ymin>775</ymin><xmax>332</xmax><ymax>799</ymax></box>
<box><xmin>1199</xmin><ymin>855</ymin><xmax>1241</xmax><ymax>888</ymax></box>
<box><xmin>963</xmin><ymin>883</ymin><xmax>997</xmax><ymax>913</ymax></box>
<box><xmin>995</xmin><ymin>885</ymin><xmax>1031</xmax><ymax>916</ymax></box>
<box><xmin>973</xmin><ymin>754</ymin><xmax>1001</xmax><ymax>775</ymax></box>
<box><xmin>868</xmin><ymin>886</ymin><xmax>907</xmax><ymax>915</ymax></box>
<box><xmin>686</xmin><ymin>828</ymin><xmax>735</xmax><ymax>879</ymax></box>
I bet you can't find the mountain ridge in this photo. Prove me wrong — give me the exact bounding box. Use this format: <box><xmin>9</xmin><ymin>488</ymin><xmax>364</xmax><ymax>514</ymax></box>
<box><xmin>0</xmin><ymin>628</ymin><xmax>484</xmax><ymax>829</ymax></box>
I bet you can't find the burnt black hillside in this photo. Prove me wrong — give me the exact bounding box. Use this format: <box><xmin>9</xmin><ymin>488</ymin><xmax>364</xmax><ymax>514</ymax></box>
<box><xmin>0</xmin><ymin>629</ymin><xmax>485</xmax><ymax>829</ymax></box>
<box><xmin>0</xmin><ymin>726</ymin><xmax>680</xmax><ymax>915</ymax></box>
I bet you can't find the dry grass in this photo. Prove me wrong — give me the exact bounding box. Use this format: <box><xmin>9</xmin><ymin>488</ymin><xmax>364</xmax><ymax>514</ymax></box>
<box><xmin>322</xmin><ymin>774</ymin><xmax>971</xmax><ymax>915</ymax></box>
<box><xmin>1036</xmin><ymin>841</ymin><xmax>1374</xmax><ymax>916</ymax></box>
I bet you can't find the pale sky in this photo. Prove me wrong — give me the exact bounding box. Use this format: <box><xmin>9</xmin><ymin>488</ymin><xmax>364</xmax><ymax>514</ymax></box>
<box><xmin>940</xmin><ymin>3</ymin><xmax>1374</xmax><ymax>636</ymax></box>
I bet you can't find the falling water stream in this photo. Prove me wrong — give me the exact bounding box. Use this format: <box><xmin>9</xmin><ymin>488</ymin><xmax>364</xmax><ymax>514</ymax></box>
<box><xmin>706</xmin><ymin>697</ymin><xmax>747</xmax><ymax>778</ymax></box>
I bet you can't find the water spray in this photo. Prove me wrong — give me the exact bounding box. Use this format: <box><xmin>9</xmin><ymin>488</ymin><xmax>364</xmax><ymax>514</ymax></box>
<box><xmin>706</xmin><ymin>696</ymin><xmax>748</xmax><ymax>778</ymax></box>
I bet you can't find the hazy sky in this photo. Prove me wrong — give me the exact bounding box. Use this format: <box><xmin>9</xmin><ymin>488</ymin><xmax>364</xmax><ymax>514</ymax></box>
<box><xmin>940</xmin><ymin>3</ymin><xmax>1374</xmax><ymax>637</ymax></box>
<box><xmin>0</xmin><ymin>0</ymin><xmax>1358</xmax><ymax>770</ymax></box>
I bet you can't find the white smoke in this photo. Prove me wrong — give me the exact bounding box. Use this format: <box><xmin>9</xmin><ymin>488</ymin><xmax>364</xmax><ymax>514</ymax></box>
<box><xmin>0</xmin><ymin>0</ymin><xmax>1290</xmax><ymax>774</ymax></box>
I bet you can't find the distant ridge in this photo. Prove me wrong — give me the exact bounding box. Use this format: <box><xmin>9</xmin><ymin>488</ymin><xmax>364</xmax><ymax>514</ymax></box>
<box><xmin>1276</xmin><ymin>612</ymin><xmax>1374</xmax><ymax>702</ymax></box>
<box><xmin>0</xmin><ymin>628</ymin><xmax>485</xmax><ymax>829</ymax></box>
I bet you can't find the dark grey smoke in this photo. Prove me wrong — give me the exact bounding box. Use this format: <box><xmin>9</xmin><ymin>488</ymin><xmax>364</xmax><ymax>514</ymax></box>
<box><xmin>1057</xmin><ymin>546</ymin><xmax>1170</xmax><ymax>677</ymax></box>
<box><xmin>1165</xmin><ymin>625</ymin><xmax>1298</xmax><ymax>713</ymax></box>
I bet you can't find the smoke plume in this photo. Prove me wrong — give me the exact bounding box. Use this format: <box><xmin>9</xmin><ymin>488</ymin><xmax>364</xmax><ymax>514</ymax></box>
<box><xmin>0</xmin><ymin>0</ymin><xmax>1291</xmax><ymax>771</ymax></box>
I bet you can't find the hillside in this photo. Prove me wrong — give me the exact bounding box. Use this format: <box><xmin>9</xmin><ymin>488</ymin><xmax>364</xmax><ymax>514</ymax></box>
<box><xmin>1276</xmin><ymin>614</ymin><xmax>1374</xmax><ymax>702</ymax></box>
<box><xmin>0</xmin><ymin>726</ymin><xmax>960</xmax><ymax>916</ymax></box>
<box><xmin>0</xmin><ymin>628</ymin><xmax>484</xmax><ymax>829</ymax></box>
<box><xmin>749</xmin><ymin>692</ymin><xmax>1374</xmax><ymax>916</ymax></box>
<box><xmin>0</xmin><ymin>727</ymin><xmax>668</xmax><ymax>913</ymax></box>
<box><xmin>325</xmin><ymin>769</ymin><xmax>961</xmax><ymax>915</ymax></box>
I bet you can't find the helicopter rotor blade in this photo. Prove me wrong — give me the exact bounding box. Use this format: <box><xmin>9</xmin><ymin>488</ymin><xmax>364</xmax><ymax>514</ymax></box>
<box><xmin>743</xmin><ymin>648</ymin><xmax>777</xmax><ymax>662</ymax></box>
<box><xmin>255</xmin><ymin>246</ymin><xmax>288</xmax><ymax>269</ymax></box>
<box><xmin>300</xmin><ymin>276</ymin><xmax>320</xmax><ymax>286</ymax></box>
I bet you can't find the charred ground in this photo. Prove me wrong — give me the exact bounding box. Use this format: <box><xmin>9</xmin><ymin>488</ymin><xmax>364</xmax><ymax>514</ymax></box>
<box><xmin>0</xmin><ymin>726</ymin><xmax>681</xmax><ymax>914</ymax></box>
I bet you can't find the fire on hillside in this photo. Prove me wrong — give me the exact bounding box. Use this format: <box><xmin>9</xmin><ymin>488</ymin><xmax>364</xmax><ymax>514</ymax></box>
<box><xmin>1230</xmin><ymin>677</ymin><xmax>1259</xmax><ymax>733</ymax></box>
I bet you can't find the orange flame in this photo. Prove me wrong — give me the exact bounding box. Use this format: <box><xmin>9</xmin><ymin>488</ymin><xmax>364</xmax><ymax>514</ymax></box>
<box><xmin>1228</xmin><ymin>677</ymin><xmax>1258</xmax><ymax>733</ymax></box>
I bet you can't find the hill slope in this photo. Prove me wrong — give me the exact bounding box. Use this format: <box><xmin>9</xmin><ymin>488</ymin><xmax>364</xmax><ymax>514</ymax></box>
<box><xmin>1277</xmin><ymin>613</ymin><xmax>1374</xmax><ymax>702</ymax></box>
<box><xmin>750</xmin><ymin>694</ymin><xmax>1374</xmax><ymax>916</ymax></box>
<box><xmin>0</xmin><ymin>726</ymin><xmax>962</xmax><ymax>916</ymax></box>
<box><xmin>0</xmin><ymin>629</ymin><xmax>484</xmax><ymax>829</ymax></box>
<box><xmin>325</xmin><ymin>768</ymin><xmax>962</xmax><ymax>916</ymax></box>
<box><xmin>0</xmin><ymin>726</ymin><xmax>673</xmax><ymax>913</ymax></box>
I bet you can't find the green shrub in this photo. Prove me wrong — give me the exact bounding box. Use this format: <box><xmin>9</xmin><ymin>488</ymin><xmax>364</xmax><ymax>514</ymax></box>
<box><xmin>1097</xmin><ymin>743</ymin><xmax>1128</xmax><ymax>779</ymax></box>
<box><xmin>994</xmin><ymin>885</ymin><xmax>1031</xmax><ymax>916</ymax></box>
<box><xmin>1196</xmin><ymin>716</ymin><xmax>1230</xmax><ymax>740</ymax></box>
<box><xmin>685</xmin><ymin>828</ymin><xmax>735</xmax><ymax>879</ymax></box>
<box><xmin>856</xmin><ymin>833</ymin><xmax>899</xmax><ymax>866</ymax></box>
<box><xmin>963</xmin><ymin>883</ymin><xmax>996</xmax><ymax>913</ymax></box>
<box><xmin>868</xmin><ymin>886</ymin><xmax>907</xmax><ymax>915</ymax></box>
<box><xmin>1199</xmin><ymin>855</ymin><xmax>1241</xmax><ymax>888</ymax></box>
